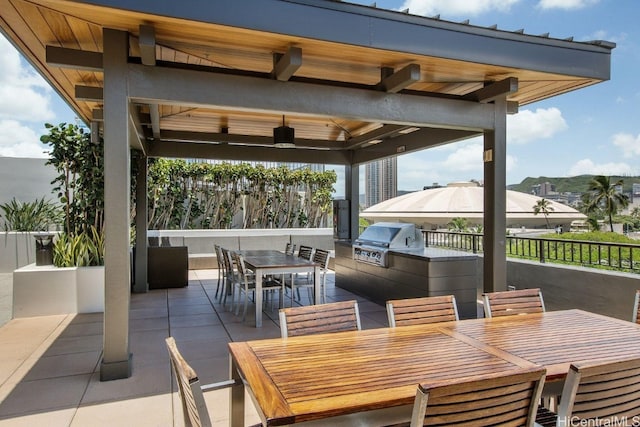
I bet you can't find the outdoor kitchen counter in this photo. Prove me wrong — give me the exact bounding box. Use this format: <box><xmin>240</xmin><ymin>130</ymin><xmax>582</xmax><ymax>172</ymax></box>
<box><xmin>334</xmin><ymin>242</ymin><xmax>479</xmax><ymax>319</ymax></box>
<box><xmin>390</xmin><ymin>246</ymin><xmax>479</xmax><ymax>261</ymax></box>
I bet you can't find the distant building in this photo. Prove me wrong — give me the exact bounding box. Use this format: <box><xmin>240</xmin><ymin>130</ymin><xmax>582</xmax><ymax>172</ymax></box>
<box><xmin>365</xmin><ymin>158</ymin><xmax>397</xmax><ymax>207</ymax></box>
<box><xmin>632</xmin><ymin>183</ymin><xmax>640</xmax><ymax>203</ymax></box>
<box><xmin>531</xmin><ymin>181</ymin><xmax>556</xmax><ymax>197</ymax></box>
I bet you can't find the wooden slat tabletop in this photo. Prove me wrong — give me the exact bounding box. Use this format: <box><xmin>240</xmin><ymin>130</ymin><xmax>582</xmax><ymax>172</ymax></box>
<box><xmin>228</xmin><ymin>325</ymin><xmax>535</xmax><ymax>425</ymax></box>
<box><xmin>229</xmin><ymin>309</ymin><xmax>640</xmax><ymax>425</ymax></box>
<box><xmin>450</xmin><ymin>309</ymin><xmax>640</xmax><ymax>380</ymax></box>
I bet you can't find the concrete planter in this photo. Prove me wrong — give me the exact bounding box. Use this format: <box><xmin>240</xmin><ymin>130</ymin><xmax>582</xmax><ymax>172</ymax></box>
<box><xmin>13</xmin><ymin>264</ymin><xmax>104</xmax><ymax>318</ymax></box>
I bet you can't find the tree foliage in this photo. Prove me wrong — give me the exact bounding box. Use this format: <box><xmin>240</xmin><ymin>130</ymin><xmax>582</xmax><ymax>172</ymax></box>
<box><xmin>144</xmin><ymin>160</ymin><xmax>336</xmax><ymax>230</ymax></box>
<box><xmin>41</xmin><ymin>122</ymin><xmax>104</xmax><ymax>236</ymax></box>
<box><xmin>532</xmin><ymin>198</ymin><xmax>554</xmax><ymax>229</ymax></box>
<box><xmin>583</xmin><ymin>175</ymin><xmax>629</xmax><ymax>233</ymax></box>
<box><xmin>0</xmin><ymin>197</ymin><xmax>62</xmax><ymax>232</ymax></box>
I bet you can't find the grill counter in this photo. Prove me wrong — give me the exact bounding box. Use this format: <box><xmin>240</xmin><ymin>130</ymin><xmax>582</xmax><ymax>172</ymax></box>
<box><xmin>352</xmin><ymin>222</ymin><xmax>422</xmax><ymax>267</ymax></box>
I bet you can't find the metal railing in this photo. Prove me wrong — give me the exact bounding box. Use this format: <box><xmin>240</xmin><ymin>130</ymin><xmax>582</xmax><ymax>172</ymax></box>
<box><xmin>423</xmin><ymin>230</ymin><xmax>640</xmax><ymax>274</ymax></box>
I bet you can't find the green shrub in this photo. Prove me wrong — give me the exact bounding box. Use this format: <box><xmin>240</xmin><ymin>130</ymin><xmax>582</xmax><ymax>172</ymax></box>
<box><xmin>52</xmin><ymin>226</ymin><xmax>104</xmax><ymax>267</ymax></box>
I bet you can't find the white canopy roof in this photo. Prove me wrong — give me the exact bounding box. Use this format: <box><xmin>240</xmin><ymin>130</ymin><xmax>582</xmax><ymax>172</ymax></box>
<box><xmin>362</xmin><ymin>182</ymin><xmax>586</xmax><ymax>228</ymax></box>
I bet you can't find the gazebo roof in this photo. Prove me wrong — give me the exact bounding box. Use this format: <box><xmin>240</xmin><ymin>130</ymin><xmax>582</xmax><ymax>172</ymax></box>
<box><xmin>362</xmin><ymin>182</ymin><xmax>586</xmax><ymax>227</ymax></box>
<box><xmin>0</xmin><ymin>0</ymin><xmax>614</xmax><ymax>164</ymax></box>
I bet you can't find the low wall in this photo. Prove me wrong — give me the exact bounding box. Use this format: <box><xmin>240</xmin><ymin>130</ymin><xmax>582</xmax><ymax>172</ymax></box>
<box><xmin>0</xmin><ymin>232</ymin><xmax>38</xmax><ymax>273</ymax></box>
<box><xmin>148</xmin><ymin>228</ymin><xmax>335</xmax><ymax>269</ymax></box>
<box><xmin>505</xmin><ymin>259</ymin><xmax>639</xmax><ymax>321</ymax></box>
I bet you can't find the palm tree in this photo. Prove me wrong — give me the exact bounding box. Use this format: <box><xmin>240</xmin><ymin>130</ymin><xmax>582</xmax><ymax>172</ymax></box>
<box><xmin>586</xmin><ymin>175</ymin><xmax>629</xmax><ymax>232</ymax></box>
<box><xmin>533</xmin><ymin>198</ymin><xmax>554</xmax><ymax>229</ymax></box>
<box><xmin>447</xmin><ymin>217</ymin><xmax>468</xmax><ymax>232</ymax></box>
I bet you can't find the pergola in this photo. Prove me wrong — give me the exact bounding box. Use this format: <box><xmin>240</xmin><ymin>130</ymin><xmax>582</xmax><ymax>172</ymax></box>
<box><xmin>0</xmin><ymin>0</ymin><xmax>613</xmax><ymax>380</ymax></box>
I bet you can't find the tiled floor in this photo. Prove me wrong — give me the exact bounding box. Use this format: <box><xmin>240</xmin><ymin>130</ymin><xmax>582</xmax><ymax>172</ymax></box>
<box><xmin>0</xmin><ymin>269</ymin><xmax>387</xmax><ymax>426</ymax></box>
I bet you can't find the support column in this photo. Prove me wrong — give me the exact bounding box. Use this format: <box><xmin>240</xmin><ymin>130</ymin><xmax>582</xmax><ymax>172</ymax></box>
<box><xmin>133</xmin><ymin>154</ymin><xmax>148</xmax><ymax>293</ymax></box>
<box><xmin>345</xmin><ymin>164</ymin><xmax>360</xmax><ymax>241</ymax></box>
<box><xmin>101</xmin><ymin>28</ymin><xmax>132</xmax><ymax>380</ymax></box>
<box><xmin>483</xmin><ymin>97</ymin><xmax>508</xmax><ymax>293</ymax></box>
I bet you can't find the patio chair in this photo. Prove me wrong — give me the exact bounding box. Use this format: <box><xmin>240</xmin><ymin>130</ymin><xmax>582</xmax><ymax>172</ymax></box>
<box><xmin>410</xmin><ymin>366</ymin><xmax>546</xmax><ymax>427</ymax></box>
<box><xmin>231</xmin><ymin>251</ymin><xmax>284</xmax><ymax>322</ymax></box>
<box><xmin>535</xmin><ymin>356</ymin><xmax>640</xmax><ymax>427</ymax></box>
<box><xmin>285</xmin><ymin>248</ymin><xmax>331</xmax><ymax>306</ymax></box>
<box><xmin>284</xmin><ymin>244</ymin><xmax>314</xmax><ymax>302</ymax></box>
<box><xmin>165</xmin><ymin>337</ymin><xmax>261</xmax><ymax>427</ymax></box>
<box><xmin>284</xmin><ymin>242</ymin><xmax>296</xmax><ymax>255</ymax></box>
<box><xmin>219</xmin><ymin>247</ymin><xmax>236</xmax><ymax>308</ymax></box>
<box><xmin>279</xmin><ymin>300</ymin><xmax>361</xmax><ymax>338</ymax></box>
<box><xmin>213</xmin><ymin>244</ymin><xmax>225</xmax><ymax>300</ymax></box>
<box><xmin>483</xmin><ymin>288</ymin><xmax>545</xmax><ymax>318</ymax></box>
<box><xmin>386</xmin><ymin>295</ymin><xmax>459</xmax><ymax>327</ymax></box>
<box><xmin>633</xmin><ymin>289</ymin><xmax>640</xmax><ymax>324</ymax></box>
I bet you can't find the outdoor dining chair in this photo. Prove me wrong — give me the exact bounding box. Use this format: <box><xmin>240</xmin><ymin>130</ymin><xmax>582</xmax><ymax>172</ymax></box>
<box><xmin>213</xmin><ymin>244</ymin><xmax>225</xmax><ymax>300</ymax></box>
<box><xmin>483</xmin><ymin>288</ymin><xmax>546</xmax><ymax>318</ymax></box>
<box><xmin>633</xmin><ymin>289</ymin><xmax>640</xmax><ymax>324</ymax></box>
<box><xmin>230</xmin><ymin>251</ymin><xmax>284</xmax><ymax>322</ymax></box>
<box><xmin>386</xmin><ymin>295</ymin><xmax>459</xmax><ymax>327</ymax></box>
<box><xmin>284</xmin><ymin>248</ymin><xmax>331</xmax><ymax>306</ymax></box>
<box><xmin>410</xmin><ymin>366</ymin><xmax>546</xmax><ymax>427</ymax></box>
<box><xmin>165</xmin><ymin>337</ymin><xmax>261</xmax><ymax>427</ymax></box>
<box><xmin>535</xmin><ymin>356</ymin><xmax>640</xmax><ymax>427</ymax></box>
<box><xmin>279</xmin><ymin>300</ymin><xmax>361</xmax><ymax>338</ymax></box>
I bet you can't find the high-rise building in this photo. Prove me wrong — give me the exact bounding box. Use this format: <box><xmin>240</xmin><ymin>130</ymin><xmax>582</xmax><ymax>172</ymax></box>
<box><xmin>365</xmin><ymin>157</ymin><xmax>397</xmax><ymax>207</ymax></box>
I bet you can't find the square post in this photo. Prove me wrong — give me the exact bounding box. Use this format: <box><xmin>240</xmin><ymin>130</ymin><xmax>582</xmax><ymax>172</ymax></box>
<box><xmin>101</xmin><ymin>28</ymin><xmax>132</xmax><ymax>380</ymax></box>
<box><xmin>483</xmin><ymin>97</ymin><xmax>508</xmax><ymax>293</ymax></box>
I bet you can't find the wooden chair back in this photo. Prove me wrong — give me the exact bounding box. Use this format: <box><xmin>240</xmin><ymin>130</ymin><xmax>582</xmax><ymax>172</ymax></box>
<box><xmin>553</xmin><ymin>357</ymin><xmax>640</xmax><ymax>425</ymax></box>
<box><xmin>633</xmin><ymin>289</ymin><xmax>640</xmax><ymax>324</ymax></box>
<box><xmin>298</xmin><ymin>245</ymin><xmax>313</xmax><ymax>260</ymax></box>
<box><xmin>165</xmin><ymin>337</ymin><xmax>212</xmax><ymax>427</ymax></box>
<box><xmin>312</xmin><ymin>248</ymin><xmax>330</xmax><ymax>269</ymax></box>
<box><xmin>386</xmin><ymin>295</ymin><xmax>459</xmax><ymax>327</ymax></box>
<box><xmin>279</xmin><ymin>300</ymin><xmax>361</xmax><ymax>338</ymax></box>
<box><xmin>410</xmin><ymin>366</ymin><xmax>546</xmax><ymax>427</ymax></box>
<box><xmin>483</xmin><ymin>288</ymin><xmax>545</xmax><ymax>318</ymax></box>
<box><xmin>285</xmin><ymin>242</ymin><xmax>296</xmax><ymax>255</ymax></box>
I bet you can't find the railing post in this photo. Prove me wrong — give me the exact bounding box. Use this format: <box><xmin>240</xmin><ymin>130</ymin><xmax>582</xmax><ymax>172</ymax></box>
<box><xmin>539</xmin><ymin>239</ymin><xmax>545</xmax><ymax>264</ymax></box>
<box><xmin>424</xmin><ymin>231</ymin><xmax>429</xmax><ymax>247</ymax></box>
<box><xmin>472</xmin><ymin>234</ymin><xmax>478</xmax><ymax>253</ymax></box>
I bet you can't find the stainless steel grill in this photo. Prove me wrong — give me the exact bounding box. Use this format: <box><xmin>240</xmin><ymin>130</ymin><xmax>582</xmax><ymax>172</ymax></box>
<box><xmin>352</xmin><ymin>222</ymin><xmax>422</xmax><ymax>267</ymax></box>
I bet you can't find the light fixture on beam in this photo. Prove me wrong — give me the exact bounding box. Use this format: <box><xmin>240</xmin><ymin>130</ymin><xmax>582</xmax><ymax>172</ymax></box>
<box><xmin>273</xmin><ymin>116</ymin><xmax>295</xmax><ymax>148</ymax></box>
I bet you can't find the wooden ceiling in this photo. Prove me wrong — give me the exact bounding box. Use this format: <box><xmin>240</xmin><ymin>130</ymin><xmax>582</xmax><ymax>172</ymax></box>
<box><xmin>0</xmin><ymin>0</ymin><xmax>614</xmax><ymax>161</ymax></box>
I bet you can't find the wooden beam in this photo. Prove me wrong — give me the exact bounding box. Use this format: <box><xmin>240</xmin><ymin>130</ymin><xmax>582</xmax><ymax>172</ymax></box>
<box><xmin>344</xmin><ymin>124</ymin><xmax>409</xmax><ymax>150</ymax></box>
<box><xmin>465</xmin><ymin>78</ymin><xmax>518</xmax><ymax>103</ymax></box>
<box><xmin>75</xmin><ymin>85</ymin><xmax>103</xmax><ymax>102</ymax></box>
<box><xmin>148</xmin><ymin>104</ymin><xmax>160</xmax><ymax>140</ymax></box>
<box><xmin>378</xmin><ymin>63</ymin><xmax>420</xmax><ymax>93</ymax></box>
<box><xmin>353</xmin><ymin>128</ymin><xmax>479</xmax><ymax>164</ymax></box>
<box><xmin>148</xmin><ymin>140</ymin><xmax>351</xmax><ymax>164</ymax></box>
<box><xmin>92</xmin><ymin>109</ymin><xmax>104</xmax><ymax>122</ymax></box>
<box><xmin>160</xmin><ymin>129</ymin><xmax>344</xmax><ymax>149</ymax></box>
<box><xmin>45</xmin><ymin>45</ymin><xmax>103</xmax><ymax>71</ymax></box>
<box><xmin>272</xmin><ymin>47</ymin><xmax>302</xmax><ymax>81</ymax></box>
<box><xmin>139</xmin><ymin>25</ymin><xmax>156</xmax><ymax>66</ymax></box>
<box><xmin>128</xmin><ymin>63</ymin><xmax>495</xmax><ymax>131</ymax></box>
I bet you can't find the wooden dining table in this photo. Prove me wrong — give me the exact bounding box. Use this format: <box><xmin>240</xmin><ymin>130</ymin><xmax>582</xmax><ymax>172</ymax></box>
<box><xmin>227</xmin><ymin>309</ymin><xmax>640</xmax><ymax>426</ymax></box>
<box><xmin>238</xmin><ymin>250</ymin><xmax>320</xmax><ymax>327</ymax></box>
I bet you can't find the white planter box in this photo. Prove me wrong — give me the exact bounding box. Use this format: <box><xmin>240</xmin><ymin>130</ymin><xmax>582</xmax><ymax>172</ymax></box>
<box><xmin>13</xmin><ymin>264</ymin><xmax>104</xmax><ymax>318</ymax></box>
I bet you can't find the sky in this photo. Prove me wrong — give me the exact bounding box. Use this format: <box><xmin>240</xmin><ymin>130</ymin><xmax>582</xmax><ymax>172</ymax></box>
<box><xmin>0</xmin><ymin>0</ymin><xmax>638</xmax><ymax>193</ymax></box>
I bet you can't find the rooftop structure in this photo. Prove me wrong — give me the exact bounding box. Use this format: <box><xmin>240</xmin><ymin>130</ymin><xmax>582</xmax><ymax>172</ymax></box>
<box><xmin>362</xmin><ymin>182</ymin><xmax>586</xmax><ymax>229</ymax></box>
<box><xmin>0</xmin><ymin>0</ymin><xmax>614</xmax><ymax>380</ymax></box>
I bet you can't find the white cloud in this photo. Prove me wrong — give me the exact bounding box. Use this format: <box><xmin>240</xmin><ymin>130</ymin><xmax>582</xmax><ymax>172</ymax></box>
<box><xmin>0</xmin><ymin>35</ymin><xmax>55</xmax><ymax>122</ymax></box>
<box><xmin>507</xmin><ymin>107</ymin><xmax>568</xmax><ymax>144</ymax></box>
<box><xmin>0</xmin><ymin>120</ymin><xmax>50</xmax><ymax>158</ymax></box>
<box><xmin>537</xmin><ymin>0</ymin><xmax>599</xmax><ymax>10</ymax></box>
<box><xmin>568</xmin><ymin>158</ymin><xmax>636</xmax><ymax>176</ymax></box>
<box><xmin>612</xmin><ymin>132</ymin><xmax>640</xmax><ymax>158</ymax></box>
<box><xmin>399</xmin><ymin>0</ymin><xmax>519</xmax><ymax>16</ymax></box>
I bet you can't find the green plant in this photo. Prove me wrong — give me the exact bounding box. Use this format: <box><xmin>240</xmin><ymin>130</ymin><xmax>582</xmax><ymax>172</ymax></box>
<box><xmin>448</xmin><ymin>217</ymin><xmax>469</xmax><ymax>232</ymax></box>
<box><xmin>532</xmin><ymin>198</ymin><xmax>554</xmax><ymax>229</ymax></box>
<box><xmin>0</xmin><ymin>197</ymin><xmax>62</xmax><ymax>231</ymax></box>
<box><xmin>584</xmin><ymin>175</ymin><xmax>629</xmax><ymax>232</ymax></box>
<box><xmin>52</xmin><ymin>226</ymin><xmax>104</xmax><ymax>267</ymax></box>
<box><xmin>41</xmin><ymin>122</ymin><xmax>104</xmax><ymax>236</ymax></box>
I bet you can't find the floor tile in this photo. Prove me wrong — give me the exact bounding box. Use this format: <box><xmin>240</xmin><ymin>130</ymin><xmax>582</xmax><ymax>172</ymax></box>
<box><xmin>23</xmin><ymin>351</ymin><xmax>101</xmax><ymax>381</ymax></box>
<box><xmin>0</xmin><ymin>374</ymin><xmax>92</xmax><ymax>417</ymax></box>
<box><xmin>71</xmin><ymin>394</ymin><xmax>172</xmax><ymax>427</ymax></box>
